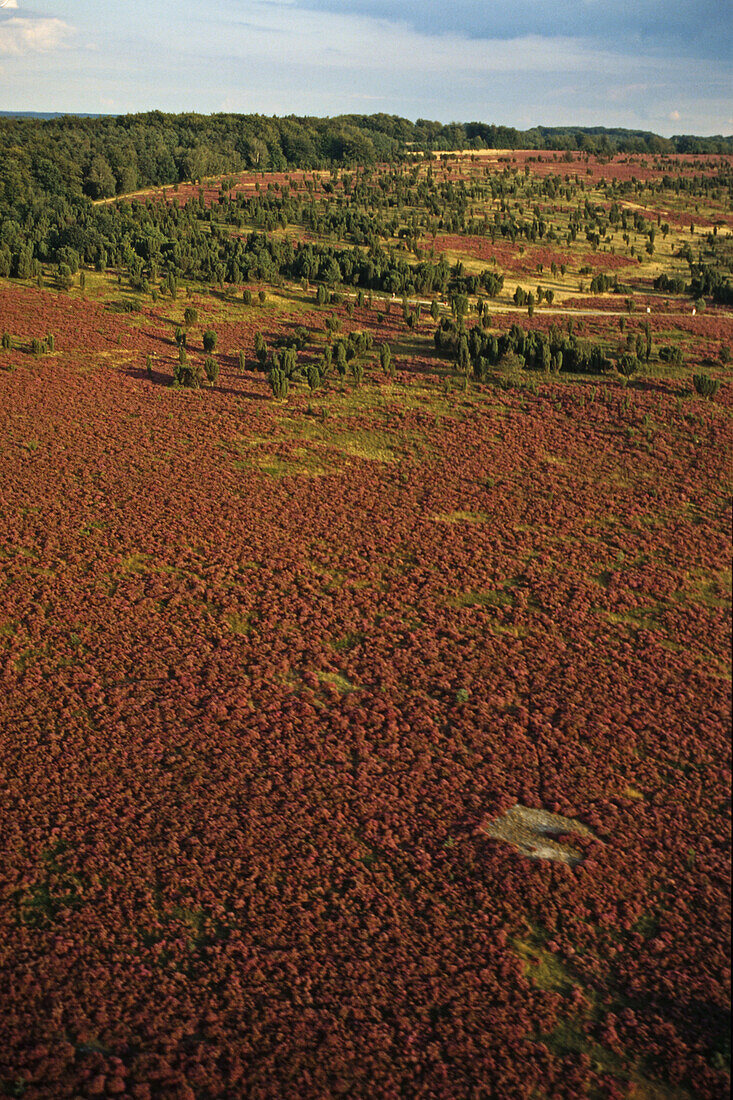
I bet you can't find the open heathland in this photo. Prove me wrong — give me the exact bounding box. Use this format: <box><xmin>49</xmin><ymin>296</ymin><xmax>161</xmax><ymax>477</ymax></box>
<box><xmin>0</xmin><ymin>144</ymin><xmax>731</xmax><ymax>1100</ymax></box>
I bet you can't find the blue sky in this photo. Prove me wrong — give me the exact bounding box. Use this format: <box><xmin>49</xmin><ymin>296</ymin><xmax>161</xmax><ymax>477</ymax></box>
<box><xmin>0</xmin><ymin>1</ymin><xmax>730</xmax><ymax>133</ymax></box>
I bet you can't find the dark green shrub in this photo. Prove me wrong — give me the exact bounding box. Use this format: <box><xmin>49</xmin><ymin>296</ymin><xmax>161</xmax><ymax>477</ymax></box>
<box><xmin>56</xmin><ymin>264</ymin><xmax>73</xmax><ymax>291</ymax></box>
<box><xmin>693</xmin><ymin>373</ymin><xmax>720</xmax><ymax>399</ymax></box>
<box><xmin>457</xmin><ymin>335</ymin><xmax>470</xmax><ymax>374</ymax></box>
<box><xmin>110</xmin><ymin>298</ymin><xmax>141</xmax><ymax>314</ymax></box>
<box><xmin>174</xmin><ymin>350</ymin><xmax>203</xmax><ymax>388</ymax></box>
<box><xmin>204</xmin><ymin>356</ymin><xmax>219</xmax><ymax>384</ymax></box>
<box><xmin>2</xmin><ymin>332</ymin><xmax>12</xmax><ymax>350</ymax></box>
<box><xmin>238</xmin><ymin>350</ymin><xmax>247</xmax><ymax>371</ymax></box>
<box><xmin>307</xmin><ymin>364</ymin><xmax>321</xmax><ymax>391</ymax></box>
<box><xmin>473</xmin><ymin>356</ymin><xmax>489</xmax><ymax>382</ymax></box>
<box><xmin>268</xmin><ymin>367</ymin><xmax>289</xmax><ymax>398</ymax></box>
<box><xmin>380</xmin><ymin>343</ymin><xmax>392</xmax><ymax>375</ymax></box>
<box><xmin>654</xmin><ymin>273</ymin><xmax>686</xmax><ymax>294</ymax></box>
<box><xmin>274</xmin><ymin>326</ymin><xmax>309</xmax><ymax>352</ymax></box>
<box><xmin>276</xmin><ymin>347</ymin><xmax>298</xmax><ymax>378</ymax></box>
<box><xmin>617</xmin><ymin>353</ymin><xmax>641</xmax><ymax>377</ymax></box>
<box><xmin>254</xmin><ymin>332</ymin><xmax>268</xmax><ymax>368</ymax></box>
<box><xmin>499</xmin><ymin>352</ymin><xmax>526</xmax><ymax>373</ymax></box>
<box><xmin>184</xmin><ymin>307</ymin><xmax>198</xmax><ymax>327</ymax></box>
<box><xmin>202</xmin><ymin>330</ymin><xmax>217</xmax><ymax>353</ymax></box>
<box><xmin>659</xmin><ymin>345</ymin><xmax>683</xmax><ymax>367</ymax></box>
<box><xmin>242</xmin><ymin>289</ymin><xmax>252</xmax><ymax>306</ymax></box>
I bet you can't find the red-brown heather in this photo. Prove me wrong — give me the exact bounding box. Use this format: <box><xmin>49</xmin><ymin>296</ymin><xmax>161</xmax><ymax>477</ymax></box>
<box><xmin>0</xmin><ymin>149</ymin><xmax>731</xmax><ymax>1100</ymax></box>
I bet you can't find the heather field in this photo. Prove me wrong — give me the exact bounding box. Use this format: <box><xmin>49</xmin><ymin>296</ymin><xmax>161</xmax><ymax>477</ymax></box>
<box><xmin>0</xmin><ymin>151</ymin><xmax>731</xmax><ymax>1100</ymax></box>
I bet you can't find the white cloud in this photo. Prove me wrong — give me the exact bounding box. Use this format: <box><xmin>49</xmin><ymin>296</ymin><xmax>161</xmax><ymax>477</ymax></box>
<box><xmin>0</xmin><ymin>0</ymin><xmax>730</xmax><ymax>134</ymax></box>
<box><xmin>208</xmin><ymin>3</ymin><xmax>714</xmax><ymax>83</ymax></box>
<box><xmin>0</xmin><ymin>16</ymin><xmax>72</xmax><ymax>55</ymax></box>
<box><xmin>668</xmin><ymin>109</ymin><xmax>681</xmax><ymax>121</ymax></box>
<box><xmin>0</xmin><ymin>2</ymin><xmax>21</xmax><ymax>10</ymax></box>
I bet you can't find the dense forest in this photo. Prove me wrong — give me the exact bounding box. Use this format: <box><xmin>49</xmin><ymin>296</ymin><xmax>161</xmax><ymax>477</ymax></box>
<box><xmin>1</xmin><ymin>111</ymin><xmax>731</xmax><ymax>212</ymax></box>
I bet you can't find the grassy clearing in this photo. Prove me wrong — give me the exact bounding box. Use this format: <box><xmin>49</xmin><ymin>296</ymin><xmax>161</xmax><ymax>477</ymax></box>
<box><xmin>224</xmin><ymin>611</ymin><xmax>254</xmax><ymax>636</ymax></box>
<box><xmin>513</xmin><ymin>937</ymin><xmax>576</xmax><ymax>994</ymax></box>
<box><xmin>431</xmin><ymin>510</ymin><xmax>489</xmax><ymax>524</ymax></box>
<box><xmin>316</xmin><ymin>671</ymin><xmax>358</xmax><ymax>693</ymax></box>
<box><xmin>120</xmin><ymin>552</ymin><xmax>152</xmax><ymax>573</ymax></box>
<box><xmin>516</xmin><ymin>933</ymin><xmax>695</xmax><ymax>1100</ymax></box>
<box><xmin>331</xmin><ymin>630</ymin><xmax>365</xmax><ymax>652</ymax></box>
<box><xmin>304</xmin><ymin>381</ymin><xmax>459</xmax><ymax>420</ymax></box>
<box><xmin>234</xmin><ymin>448</ymin><xmax>331</xmax><ymax>478</ymax></box>
<box><xmin>447</xmin><ymin>589</ymin><xmax>515</xmax><ymax>609</ymax></box>
<box><xmin>676</xmin><ymin>566</ymin><xmax>731</xmax><ymax>610</ymax></box>
<box><xmin>275</xmin><ymin>412</ymin><xmax>411</xmax><ymax>463</ymax></box>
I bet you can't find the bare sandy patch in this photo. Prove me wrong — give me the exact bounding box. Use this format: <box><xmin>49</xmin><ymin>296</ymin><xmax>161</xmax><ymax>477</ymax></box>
<box><xmin>479</xmin><ymin>804</ymin><xmax>599</xmax><ymax>866</ymax></box>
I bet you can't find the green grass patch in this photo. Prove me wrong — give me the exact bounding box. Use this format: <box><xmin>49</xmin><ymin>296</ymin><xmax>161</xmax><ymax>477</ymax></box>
<box><xmin>316</xmin><ymin>671</ymin><xmax>358</xmax><ymax>693</ymax></box>
<box><xmin>432</xmin><ymin>510</ymin><xmax>489</xmax><ymax>524</ymax></box>
<box><xmin>276</xmin><ymin>414</ymin><xmax>404</xmax><ymax>463</ymax></box>
<box><xmin>14</xmin><ymin>843</ymin><xmax>86</xmax><ymax>929</ymax></box>
<box><xmin>331</xmin><ymin>630</ymin><xmax>365</xmax><ymax>653</ymax></box>
<box><xmin>224</xmin><ymin>611</ymin><xmax>254</xmax><ymax>636</ymax></box>
<box><xmin>120</xmin><ymin>552</ymin><xmax>153</xmax><ymax>573</ymax></box>
<box><xmin>543</xmin><ymin>1018</ymin><xmax>626</xmax><ymax>1075</ymax></box>
<box><xmin>513</xmin><ymin>937</ymin><xmax>576</xmax><ymax>994</ymax></box>
<box><xmin>447</xmin><ymin>588</ymin><xmax>515</xmax><ymax>609</ymax></box>
<box><xmin>676</xmin><ymin>566</ymin><xmax>731</xmax><ymax>610</ymax></box>
<box><xmin>605</xmin><ymin>606</ymin><xmax>662</xmax><ymax>631</ymax></box>
<box><xmin>234</xmin><ymin>448</ymin><xmax>331</xmax><ymax>478</ymax></box>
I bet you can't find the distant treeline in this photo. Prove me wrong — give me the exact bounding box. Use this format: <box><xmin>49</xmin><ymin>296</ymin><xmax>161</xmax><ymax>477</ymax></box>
<box><xmin>1</xmin><ymin>112</ymin><xmax>731</xmax><ymax>212</ymax></box>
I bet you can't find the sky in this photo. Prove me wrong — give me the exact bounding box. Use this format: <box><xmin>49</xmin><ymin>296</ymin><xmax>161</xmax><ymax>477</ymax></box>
<box><xmin>0</xmin><ymin>0</ymin><xmax>731</xmax><ymax>134</ymax></box>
